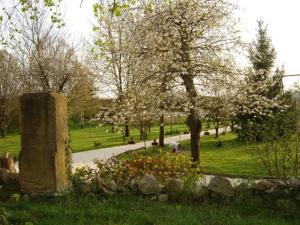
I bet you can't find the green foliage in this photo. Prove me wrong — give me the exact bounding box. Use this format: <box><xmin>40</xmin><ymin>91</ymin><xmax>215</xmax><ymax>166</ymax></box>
<box><xmin>9</xmin><ymin>193</ymin><xmax>21</xmax><ymax>203</ymax></box>
<box><xmin>0</xmin><ymin>194</ymin><xmax>299</xmax><ymax>225</ymax></box>
<box><xmin>74</xmin><ymin>153</ymin><xmax>200</xmax><ymax>186</ymax></box>
<box><xmin>252</xmin><ymin>133</ymin><xmax>300</xmax><ymax>178</ymax></box>
<box><xmin>249</xmin><ymin>20</ymin><xmax>276</xmax><ymax>74</ymax></box>
<box><xmin>0</xmin><ymin>207</ymin><xmax>9</xmax><ymax>225</ymax></box>
<box><xmin>236</xmin><ymin>103</ymin><xmax>297</xmax><ymax>142</ymax></box>
<box><xmin>236</xmin><ymin>20</ymin><xmax>296</xmax><ymax>142</ymax></box>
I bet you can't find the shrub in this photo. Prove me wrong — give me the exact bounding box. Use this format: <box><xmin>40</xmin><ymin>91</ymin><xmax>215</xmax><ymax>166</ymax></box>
<box><xmin>252</xmin><ymin>134</ymin><xmax>300</xmax><ymax>178</ymax></box>
<box><xmin>73</xmin><ymin>154</ymin><xmax>200</xmax><ymax>186</ymax></box>
<box><xmin>0</xmin><ymin>207</ymin><xmax>9</xmax><ymax>225</ymax></box>
<box><xmin>204</xmin><ymin>131</ymin><xmax>210</xmax><ymax>136</ymax></box>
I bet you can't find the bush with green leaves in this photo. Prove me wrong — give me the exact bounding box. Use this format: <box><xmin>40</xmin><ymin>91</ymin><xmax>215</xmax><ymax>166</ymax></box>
<box><xmin>252</xmin><ymin>133</ymin><xmax>300</xmax><ymax>178</ymax></box>
<box><xmin>73</xmin><ymin>153</ymin><xmax>200</xmax><ymax>187</ymax></box>
<box><xmin>0</xmin><ymin>207</ymin><xmax>9</xmax><ymax>225</ymax></box>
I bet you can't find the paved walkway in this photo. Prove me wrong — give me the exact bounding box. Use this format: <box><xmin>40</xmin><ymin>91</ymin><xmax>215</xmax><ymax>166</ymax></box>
<box><xmin>72</xmin><ymin>127</ymin><xmax>228</xmax><ymax>168</ymax></box>
<box><xmin>15</xmin><ymin>127</ymin><xmax>228</xmax><ymax>171</ymax></box>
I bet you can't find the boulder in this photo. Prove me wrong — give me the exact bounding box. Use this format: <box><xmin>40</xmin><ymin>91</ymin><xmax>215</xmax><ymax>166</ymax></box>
<box><xmin>288</xmin><ymin>177</ymin><xmax>300</xmax><ymax>190</ymax></box>
<box><xmin>158</xmin><ymin>194</ymin><xmax>169</xmax><ymax>202</ymax></box>
<box><xmin>137</xmin><ymin>174</ymin><xmax>161</xmax><ymax>195</ymax></box>
<box><xmin>129</xmin><ymin>179</ymin><xmax>138</xmax><ymax>193</ymax></box>
<box><xmin>194</xmin><ymin>180</ymin><xmax>208</xmax><ymax>197</ymax></box>
<box><xmin>252</xmin><ymin>180</ymin><xmax>274</xmax><ymax>191</ymax></box>
<box><xmin>265</xmin><ymin>184</ymin><xmax>282</xmax><ymax>195</ymax></box>
<box><xmin>208</xmin><ymin>176</ymin><xmax>234</xmax><ymax>197</ymax></box>
<box><xmin>166</xmin><ymin>178</ymin><xmax>183</xmax><ymax>193</ymax></box>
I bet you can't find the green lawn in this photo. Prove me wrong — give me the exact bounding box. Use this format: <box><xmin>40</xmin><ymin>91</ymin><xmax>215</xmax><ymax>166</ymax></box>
<box><xmin>1</xmin><ymin>194</ymin><xmax>298</xmax><ymax>225</ymax></box>
<box><xmin>0</xmin><ymin>124</ymin><xmax>188</xmax><ymax>158</ymax></box>
<box><xmin>118</xmin><ymin>133</ymin><xmax>268</xmax><ymax>178</ymax></box>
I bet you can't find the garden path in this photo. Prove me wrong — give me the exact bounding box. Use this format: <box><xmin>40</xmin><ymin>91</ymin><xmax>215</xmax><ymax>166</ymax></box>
<box><xmin>14</xmin><ymin>127</ymin><xmax>229</xmax><ymax>171</ymax></box>
<box><xmin>72</xmin><ymin>127</ymin><xmax>228</xmax><ymax>169</ymax></box>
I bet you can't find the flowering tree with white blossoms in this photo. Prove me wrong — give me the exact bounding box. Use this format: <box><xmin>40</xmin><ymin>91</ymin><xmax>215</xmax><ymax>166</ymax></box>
<box><xmin>128</xmin><ymin>0</ymin><xmax>241</xmax><ymax>162</ymax></box>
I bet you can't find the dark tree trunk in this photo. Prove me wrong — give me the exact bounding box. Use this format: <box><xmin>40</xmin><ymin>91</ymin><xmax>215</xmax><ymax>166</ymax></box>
<box><xmin>0</xmin><ymin>105</ymin><xmax>6</xmax><ymax>138</ymax></box>
<box><xmin>182</xmin><ymin>74</ymin><xmax>201</xmax><ymax>162</ymax></box>
<box><xmin>187</xmin><ymin>112</ymin><xmax>201</xmax><ymax>162</ymax></box>
<box><xmin>215</xmin><ymin>122</ymin><xmax>219</xmax><ymax>138</ymax></box>
<box><xmin>80</xmin><ymin>108</ymin><xmax>85</xmax><ymax>129</ymax></box>
<box><xmin>125</xmin><ymin>124</ymin><xmax>130</xmax><ymax>137</ymax></box>
<box><xmin>180</xmin><ymin>31</ymin><xmax>201</xmax><ymax>162</ymax></box>
<box><xmin>159</xmin><ymin>113</ymin><xmax>165</xmax><ymax>147</ymax></box>
<box><xmin>170</xmin><ymin>114</ymin><xmax>173</xmax><ymax>132</ymax></box>
<box><xmin>140</xmin><ymin>123</ymin><xmax>143</xmax><ymax>140</ymax></box>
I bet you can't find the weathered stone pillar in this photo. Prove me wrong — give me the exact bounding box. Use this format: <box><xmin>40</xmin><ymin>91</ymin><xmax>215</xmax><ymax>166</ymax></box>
<box><xmin>19</xmin><ymin>92</ymin><xmax>70</xmax><ymax>194</ymax></box>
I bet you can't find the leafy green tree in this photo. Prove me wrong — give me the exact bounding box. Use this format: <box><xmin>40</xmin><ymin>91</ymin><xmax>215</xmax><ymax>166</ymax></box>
<box><xmin>236</xmin><ymin>20</ymin><xmax>296</xmax><ymax>141</ymax></box>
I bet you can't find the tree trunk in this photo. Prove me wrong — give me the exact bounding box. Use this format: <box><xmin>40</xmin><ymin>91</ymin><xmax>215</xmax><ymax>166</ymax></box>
<box><xmin>80</xmin><ymin>108</ymin><xmax>85</xmax><ymax>129</ymax></box>
<box><xmin>187</xmin><ymin>112</ymin><xmax>201</xmax><ymax>162</ymax></box>
<box><xmin>170</xmin><ymin>114</ymin><xmax>173</xmax><ymax>132</ymax></box>
<box><xmin>125</xmin><ymin>124</ymin><xmax>130</xmax><ymax>137</ymax></box>
<box><xmin>159</xmin><ymin>113</ymin><xmax>165</xmax><ymax>147</ymax></box>
<box><xmin>182</xmin><ymin>75</ymin><xmax>201</xmax><ymax>162</ymax></box>
<box><xmin>140</xmin><ymin>123</ymin><xmax>143</xmax><ymax>140</ymax></box>
<box><xmin>0</xmin><ymin>106</ymin><xmax>6</xmax><ymax>138</ymax></box>
<box><xmin>180</xmin><ymin>33</ymin><xmax>201</xmax><ymax>162</ymax></box>
<box><xmin>215</xmin><ymin>122</ymin><xmax>219</xmax><ymax>138</ymax></box>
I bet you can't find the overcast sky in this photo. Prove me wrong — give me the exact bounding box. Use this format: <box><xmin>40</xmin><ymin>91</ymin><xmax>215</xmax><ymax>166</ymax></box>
<box><xmin>62</xmin><ymin>0</ymin><xmax>300</xmax><ymax>89</ymax></box>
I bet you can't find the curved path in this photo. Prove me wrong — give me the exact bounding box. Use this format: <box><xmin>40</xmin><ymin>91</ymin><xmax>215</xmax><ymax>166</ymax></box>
<box><xmin>15</xmin><ymin>127</ymin><xmax>229</xmax><ymax>171</ymax></box>
<box><xmin>72</xmin><ymin>127</ymin><xmax>228</xmax><ymax>168</ymax></box>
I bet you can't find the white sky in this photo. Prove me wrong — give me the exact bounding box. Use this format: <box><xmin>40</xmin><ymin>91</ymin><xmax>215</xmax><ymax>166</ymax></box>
<box><xmin>62</xmin><ymin>0</ymin><xmax>300</xmax><ymax>89</ymax></box>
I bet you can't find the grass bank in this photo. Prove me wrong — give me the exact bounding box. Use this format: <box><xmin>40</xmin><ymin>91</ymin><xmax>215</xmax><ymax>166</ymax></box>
<box><xmin>1</xmin><ymin>194</ymin><xmax>298</xmax><ymax>225</ymax></box>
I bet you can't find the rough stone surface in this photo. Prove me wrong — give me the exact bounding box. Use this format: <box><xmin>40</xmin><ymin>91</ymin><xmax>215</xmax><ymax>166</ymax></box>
<box><xmin>129</xmin><ymin>179</ymin><xmax>138</xmax><ymax>192</ymax></box>
<box><xmin>165</xmin><ymin>178</ymin><xmax>183</xmax><ymax>193</ymax></box>
<box><xmin>158</xmin><ymin>194</ymin><xmax>169</xmax><ymax>202</ymax></box>
<box><xmin>289</xmin><ymin>177</ymin><xmax>300</xmax><ymax>190</ymax></box>
<box><xmin>208</xmin><ymin>176</ymin><xmax>234</xmax><ymax>197</ymax></box>
<box><xmin>137</xmin><ymin>174</ymin><xmax>161</xmax><ymax>195</ymax></box>
<box><xmin>19</xmin><ymin>92</ymin><xmax>70</xmax><ymax>194</ymax></box>
<box><xmin>252</xmin><ymin>180</ymin><xmax>274</xmax><ymax>191</ymax></box>
<box><xmin>194</xmin><ymin>180</ymin><xmax>208</xmax><ymax>197</ymax></box>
